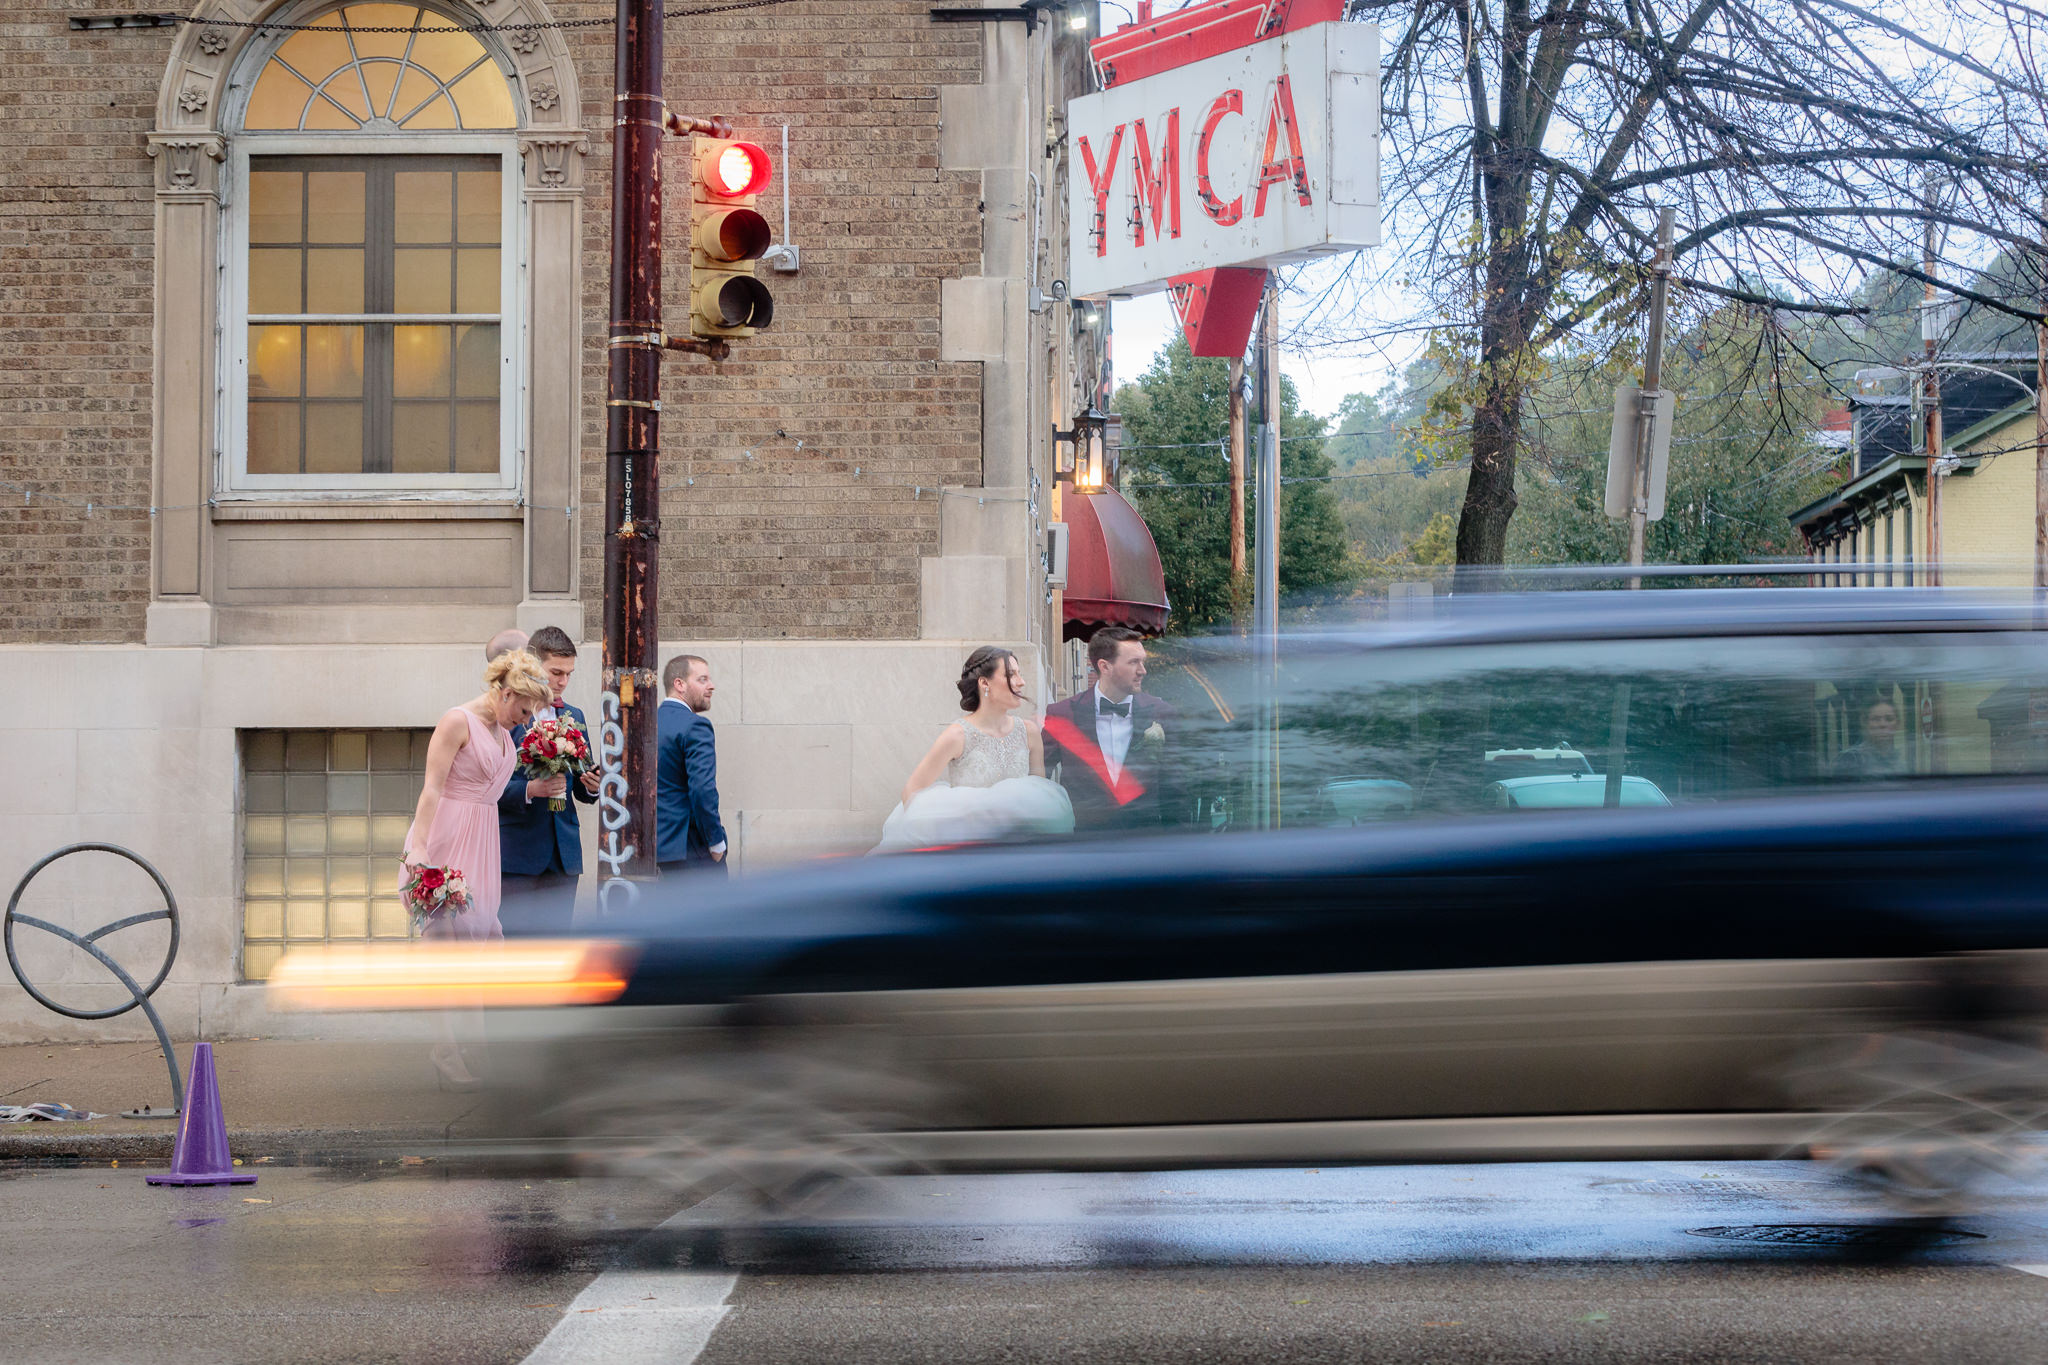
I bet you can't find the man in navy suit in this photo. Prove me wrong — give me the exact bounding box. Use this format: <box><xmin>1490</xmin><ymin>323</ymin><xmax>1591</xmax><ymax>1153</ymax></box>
<box><xmin>498</xmin><ymin>626</ymin><xmax>598</xmax><ymax>935</ymax></box>
<box><xmin>657</xmin><ymin>653</ymin><xmax>728</xmax><ymax>875</ymax></box>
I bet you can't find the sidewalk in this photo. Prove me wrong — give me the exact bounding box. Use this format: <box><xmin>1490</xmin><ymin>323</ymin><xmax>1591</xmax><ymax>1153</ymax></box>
<box><xmin>0</xmin><ymin>1037</ymin><xmax>485</xmax><ymax>1164</ymax></box>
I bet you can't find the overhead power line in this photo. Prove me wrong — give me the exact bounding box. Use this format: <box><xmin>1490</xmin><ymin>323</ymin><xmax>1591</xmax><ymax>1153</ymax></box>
<box><xmin>92</xmin><ymin>0</ymin><xmax>820</xmax><ymax>36</ymax></box>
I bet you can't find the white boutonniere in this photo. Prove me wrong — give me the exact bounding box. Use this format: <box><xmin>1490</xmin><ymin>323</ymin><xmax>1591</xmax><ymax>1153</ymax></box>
<box><xmin>1142</xmin><ymin>722</ymin><xmax>1166</xmax><ymax>745</ymax></box>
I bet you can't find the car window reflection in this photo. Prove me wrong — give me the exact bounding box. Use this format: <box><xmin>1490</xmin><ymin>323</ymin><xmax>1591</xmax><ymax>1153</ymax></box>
<box><xmin>1129</xmin><ymin>631</ymin><xmax>2048</xmax><ymax>833</ymax></box>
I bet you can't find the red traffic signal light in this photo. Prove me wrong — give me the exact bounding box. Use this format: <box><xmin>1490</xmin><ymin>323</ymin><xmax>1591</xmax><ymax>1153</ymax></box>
<box><xmin>689</xmin><ymin>137</ymin><xmax>776</xmax><ymax>337</ymax></box>
<box><xmin>706</xmin><ymin>141</ymin><xmax>772</xmax><ymax>197</ymax></box>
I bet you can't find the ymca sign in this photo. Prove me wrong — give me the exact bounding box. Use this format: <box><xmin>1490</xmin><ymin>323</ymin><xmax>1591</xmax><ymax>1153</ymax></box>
<box><xmin>1066</xmin><ymin>8</ymin><xmax>1378</xmax><ymax>301</ymax></box>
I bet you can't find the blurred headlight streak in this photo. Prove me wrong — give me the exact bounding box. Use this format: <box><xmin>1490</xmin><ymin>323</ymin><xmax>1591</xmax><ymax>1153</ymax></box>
<box><xmin>266</xmin><ymin>940</ymin><xmax>637</xmax><ymax>1011</ymax></box>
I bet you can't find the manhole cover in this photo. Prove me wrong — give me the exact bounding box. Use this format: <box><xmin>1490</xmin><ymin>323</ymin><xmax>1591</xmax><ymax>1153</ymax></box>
<box><xmin>1686</xmin><ymin>1223</ymin><xmax>1986</xmax><ymax>1247</ymax></box>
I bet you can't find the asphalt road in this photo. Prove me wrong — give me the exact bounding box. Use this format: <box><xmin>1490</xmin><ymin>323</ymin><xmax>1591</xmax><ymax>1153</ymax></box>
<box><xmin>10</xmin><ymin>1159</ymin><xmax>2048</xmax><ymax>1364</ymax></box>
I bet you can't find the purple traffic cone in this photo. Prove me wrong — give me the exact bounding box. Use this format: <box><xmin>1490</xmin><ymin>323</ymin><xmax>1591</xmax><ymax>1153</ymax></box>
<box><xmin>146</xmin><ymin>1042</ymin><xmax>256</xmax><ymax>1186</ymax></box>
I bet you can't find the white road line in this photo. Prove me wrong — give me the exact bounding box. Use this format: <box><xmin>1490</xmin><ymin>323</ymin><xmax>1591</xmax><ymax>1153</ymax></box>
<box><xmin>521</xmin><ymin>1212</ymin><xmax>738</xmax><ymax>1365</ymax></box>
<box><xmin>2007</xmin><ymin>1264</ymin><xmax>2048</xmax><ymax>1279</ymax></box>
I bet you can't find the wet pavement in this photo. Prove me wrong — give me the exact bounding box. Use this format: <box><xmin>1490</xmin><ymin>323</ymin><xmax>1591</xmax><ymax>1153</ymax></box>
<box><xmin>9</xmin><ymin>1159</ymin><xmax>2048</xmax><ymax>1362</ymax></box>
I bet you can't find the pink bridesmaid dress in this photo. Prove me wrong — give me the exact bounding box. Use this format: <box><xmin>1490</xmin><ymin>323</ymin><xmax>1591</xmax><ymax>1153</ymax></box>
<box><xmin>406</xmin><ymin>707</ymin><xmax>518</xmax><ymax>942</ymax></box>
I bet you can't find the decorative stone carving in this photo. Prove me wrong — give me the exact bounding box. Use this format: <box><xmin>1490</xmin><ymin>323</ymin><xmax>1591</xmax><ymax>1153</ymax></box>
<box><xmin>146</xmin><ymin>134</ymin><xmax>228</xmax><ymax>196</ymax></box>
<box><xmin>509</xmin><ymin>28</ymin><xmax>542</xmax><ymax>54</ymax></box>
<box><xmin>518</xmin><ymin>133</ymin><xmax>590</xmax><ymax>190</ymax></box>
<box><xmin>528</xmin><ymin>82</ymin><xmax>560</xmax><ymax>112</ymax></box>
<box><xmin>197</xmin><ymin>29</ymin><xmax>229</xmax><ymax>55</ymax></box>
<box><xmin>177</xmin><ymin>86</ymin><xmax>210</xmax><ymax>114</ymax></box>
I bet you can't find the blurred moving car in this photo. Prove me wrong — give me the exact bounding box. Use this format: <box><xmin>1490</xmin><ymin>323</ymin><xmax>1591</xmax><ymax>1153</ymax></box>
<box><xmin>1484</xmin><ymin>772</ymin><xmax>1671</xmax><ymax>809</ymax></box>
<box><xmin>273</xmin><ymin>589</ymin><xmax>2048</xmax><ymax>1210</ymax></box>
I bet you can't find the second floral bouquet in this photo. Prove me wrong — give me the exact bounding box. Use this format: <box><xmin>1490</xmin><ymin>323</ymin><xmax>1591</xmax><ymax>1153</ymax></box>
<box><xmin>517</xmin><ymin>717</ymin><xmax>592</xmax><ymax>811</ymax></box>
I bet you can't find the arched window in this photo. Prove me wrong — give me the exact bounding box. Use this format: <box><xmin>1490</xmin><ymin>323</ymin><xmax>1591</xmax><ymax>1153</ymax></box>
<box><xmin>228</xmin><ymin>4</ymin><xmax>520</xmax><ymax>490</ymax></box>
<box><xmin>244</xmin><ymin>7</ymin><xmax>517</xmax><ymax>131</ymax></box>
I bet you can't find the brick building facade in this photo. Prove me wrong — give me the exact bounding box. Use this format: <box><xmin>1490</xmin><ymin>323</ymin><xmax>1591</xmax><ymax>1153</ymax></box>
<box><xmin>0</xmin><ymin>0</ymin><xmax>1101</xmax><ymax>1040</ymax></box>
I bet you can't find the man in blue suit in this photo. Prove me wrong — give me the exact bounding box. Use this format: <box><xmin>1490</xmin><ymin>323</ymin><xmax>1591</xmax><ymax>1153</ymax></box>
<box><xmin>498</xmin><ymin>626</ymin><xmax>598</xmax><ymax>935</ymax></box>
<box><xmin>658</xmin><ymin>653</ymin><xmax>727</xmax><ymax>875</ymax></box>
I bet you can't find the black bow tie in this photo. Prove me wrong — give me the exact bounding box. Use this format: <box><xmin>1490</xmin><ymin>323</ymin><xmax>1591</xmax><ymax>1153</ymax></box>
<box><xmin>1098</xmin><ymin>698</ymin><xmax>1132</xmax><ymax>719</ymax></box>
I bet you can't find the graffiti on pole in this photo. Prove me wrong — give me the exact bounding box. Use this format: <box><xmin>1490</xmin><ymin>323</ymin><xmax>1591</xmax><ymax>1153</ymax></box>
<box><xmin>595</xmin><ymin>688</ymin><xmax>640</xmax><ymax>915</ymax></box>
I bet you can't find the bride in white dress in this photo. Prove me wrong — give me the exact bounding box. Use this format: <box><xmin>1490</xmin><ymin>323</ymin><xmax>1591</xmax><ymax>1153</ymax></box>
<box><xmin>871</xmin><ymin>646</ymin><xmax>1076</xmax><ymax>853</ymax></box>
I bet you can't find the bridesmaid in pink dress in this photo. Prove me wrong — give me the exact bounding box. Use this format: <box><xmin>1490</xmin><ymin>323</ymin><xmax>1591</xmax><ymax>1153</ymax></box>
<box><xmin>399</xmin><ymin>650</ymin><xmax>548</xmax><ymax>1081</ymax></box>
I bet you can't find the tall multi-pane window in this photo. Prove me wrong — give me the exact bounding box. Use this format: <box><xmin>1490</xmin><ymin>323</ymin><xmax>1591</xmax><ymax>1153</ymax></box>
<box><xmin>241</xmin><ymin>728</ymin><xmax>430</xmax><ymax>981</ymax></box>
<box><xmin>247</xmin><ymin>158</ymin><xmax>502</xmax><ymax>474</ymax></box>
<box><xmin>230</xmin><ymin>5</ymin><xmax>516</xmax><ymax>490</ymax></box>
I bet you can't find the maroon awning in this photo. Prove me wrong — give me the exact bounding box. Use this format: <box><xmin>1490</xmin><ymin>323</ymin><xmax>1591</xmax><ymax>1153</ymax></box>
<box><xmin>1061</xmin><ymin>483</ymin><xmax>1169</xmax><ymax>640</ymax></box>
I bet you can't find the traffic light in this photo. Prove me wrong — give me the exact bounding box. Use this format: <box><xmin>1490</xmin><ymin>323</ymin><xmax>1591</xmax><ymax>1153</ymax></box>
<box><xmin>689</xmin><ymin>137</ymin><xmax>775</xmax><ymax>337</ymax></box>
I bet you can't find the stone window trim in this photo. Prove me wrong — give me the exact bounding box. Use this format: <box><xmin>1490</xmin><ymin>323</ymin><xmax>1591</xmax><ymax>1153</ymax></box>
<box><xmin>156</xmin><ymin>0</ymin><xmax>584</xmax><ymax>138</ymax></box>
<box><xmin>148</xmin><ymin>0</ymin><xmax>589</xmax><ymax>639</ymax></box>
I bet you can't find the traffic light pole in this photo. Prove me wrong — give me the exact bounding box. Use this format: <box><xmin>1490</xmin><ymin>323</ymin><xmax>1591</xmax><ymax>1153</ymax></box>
<box><xmin>599</xmin><ymin>0</ymin><xmax>666</xmax><ymax>889</ymax></box>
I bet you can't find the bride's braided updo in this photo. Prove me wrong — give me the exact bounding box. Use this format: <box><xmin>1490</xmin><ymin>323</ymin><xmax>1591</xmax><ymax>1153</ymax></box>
<box><xmin>956</xmin><ymin>645</ymin><xmax>1021</xmax><ymax>712</ymax></box>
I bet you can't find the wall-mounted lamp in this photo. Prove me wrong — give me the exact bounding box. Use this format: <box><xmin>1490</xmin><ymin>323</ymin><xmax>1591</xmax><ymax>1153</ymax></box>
<box><xmin>1077</xmin><ymin>300</ymin><xmax>1104</xmax><ymax>330</ymax></box>
<box><xmin>1054</xmin><ymin>406</ymin><xmax>1109</xmax><ymax>489</ymax></box>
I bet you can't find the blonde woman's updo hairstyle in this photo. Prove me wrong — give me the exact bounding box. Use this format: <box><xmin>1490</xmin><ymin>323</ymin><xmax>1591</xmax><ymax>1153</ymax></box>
<box><xmin>957</xmin><ymin>645</ymin><xmax>1021</xmax><ymax>712</ymax></box>
<box><xmin>484</xmin><ymin>649</ymin><xmax>551</xmax><ymax>705</ymax></box>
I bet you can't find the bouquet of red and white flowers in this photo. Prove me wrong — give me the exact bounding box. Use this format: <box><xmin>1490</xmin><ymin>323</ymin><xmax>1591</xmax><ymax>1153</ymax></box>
<box><xmin>517</xmin><ymin>717</ymin><xmax>593</xmax><ymax>811</ymax></box>
<box><xmin>402</xmin><ymin>864</ymin><xmax>472</xmax><ymax>932</ymax></box>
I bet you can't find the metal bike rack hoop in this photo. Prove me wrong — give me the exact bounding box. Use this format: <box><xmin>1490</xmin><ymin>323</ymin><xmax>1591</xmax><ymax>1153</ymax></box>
<box><xmin>5</xmin><ymin>842</ymin><xmax>185</xmax><ymax>1114</ymax></box>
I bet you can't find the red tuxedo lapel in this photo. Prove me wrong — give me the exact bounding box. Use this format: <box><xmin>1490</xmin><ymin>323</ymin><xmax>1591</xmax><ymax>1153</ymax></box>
<box><xmin>1044</xmin><ymin>701</ymin><xmax>1147</xmax><ymax>808</ymax></box>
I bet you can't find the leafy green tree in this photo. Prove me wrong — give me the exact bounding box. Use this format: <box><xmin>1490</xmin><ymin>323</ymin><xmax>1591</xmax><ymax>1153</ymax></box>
<box><xmin>1507</xmin><ymin>309</ymin><xmax>1843</xmax><ymax>564</ymax></box>
<box><xmin>1114</xmin><ymin>337</ymin><xmax>1351</xmax><ymax>632</ymax></box>
<box><xmin>1322</xmin><ymin>360</ymin><xmax>1468</xmax><ymax>565</ymax></box>
<box><xmin>1326</xmin><ymin>390</ymin><xmax>1398</xmax><ymax>468</ymax></box>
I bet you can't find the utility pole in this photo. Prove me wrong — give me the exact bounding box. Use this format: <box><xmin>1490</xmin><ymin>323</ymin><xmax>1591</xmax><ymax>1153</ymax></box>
<box><xmin>1251</xmin><ymin>281</ymin><xmax>1281</xmax><ymax>829</ymax></box>
<box><xmin>2036</xmin><ymin>197</ymin><xmax>2046</xmax><ymax>595</ymax></box>
<box><xmin>599</xmin><ymin>0</ymin><xmax>666</xmax><ymax>887</ymax></box>
<box><xmin>1922</xmin><ymin>209</ymin><xmax>1946</xmax><ymax>588</ymax></box>
<box><xmin>1627</xmin><ymin>208</ymin><xmax>1674</xmax><ymax>589</ymax></box>
<box><xmin>1228</xmin><ymin>355</ymin><xmax>1247</xmax><ymax>606</ymax></box>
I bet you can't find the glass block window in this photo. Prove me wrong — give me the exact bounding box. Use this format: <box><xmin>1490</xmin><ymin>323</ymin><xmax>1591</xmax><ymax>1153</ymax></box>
<box><xmin>241</xmin><ymin>728</ymin><xmax>431</xmax><ymax>981</ymax></box>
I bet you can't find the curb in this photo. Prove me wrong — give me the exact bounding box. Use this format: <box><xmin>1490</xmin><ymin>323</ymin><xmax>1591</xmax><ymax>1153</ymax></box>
<box><xmin>0</xmin><ymin>1125</ymin><xmax>469</xmax><ymax>1167</ymax></box>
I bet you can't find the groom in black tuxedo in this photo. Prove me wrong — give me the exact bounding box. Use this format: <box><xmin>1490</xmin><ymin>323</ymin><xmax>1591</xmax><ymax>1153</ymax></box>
<box><xmin>498</xmin><ymin>626</ymin><xmax>597</xmax><ymax>935</ymax></box>
<box><xmin>1042</xmin><ymin>627</ymin><xmax>1177</xmax><ymax>833</ymax></box>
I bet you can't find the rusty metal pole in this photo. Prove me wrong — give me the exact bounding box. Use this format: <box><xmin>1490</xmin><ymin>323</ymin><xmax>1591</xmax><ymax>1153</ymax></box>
<box><xmin>599</xmin><ymin>0</ymin><xmax>664</xmax><ymax>890</ymax></box>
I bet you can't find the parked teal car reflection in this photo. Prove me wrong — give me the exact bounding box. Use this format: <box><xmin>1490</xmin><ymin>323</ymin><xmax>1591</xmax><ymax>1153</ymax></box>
<box><xmin>1311</xmin><ymin>777</ymin><xmax>1416</xmax><ymax>824</ymax></box>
